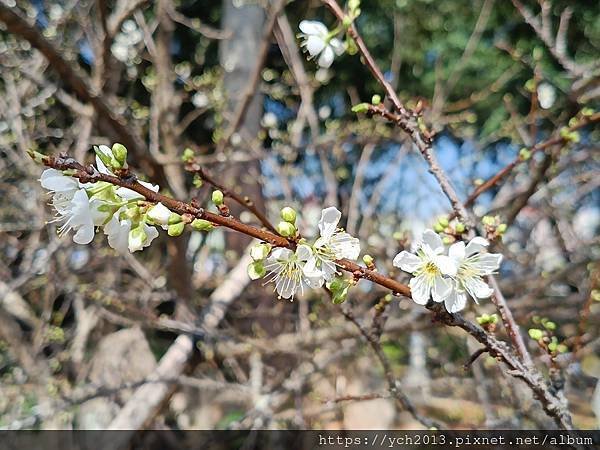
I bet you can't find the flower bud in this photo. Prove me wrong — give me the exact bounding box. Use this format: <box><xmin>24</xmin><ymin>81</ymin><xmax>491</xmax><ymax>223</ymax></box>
<box><xmin>371</xmin><ymin>94</ymin><xmax>381</xmax><ymax>105</ymax></box>
<box><xmin>181</xmin><ymin>148</ymin><xmax>195</xmax><ymax>163</ymax></box>
<box><xmin>147</xmin><ymin>202</ymin><xmax>171</xmax><ymax>225</ymax></box>
<box><xmin>497</xmin><ymin>223</ymin><xmax>507</xmax><ymax>234</ymax></box>
<box><xmin>250</xmin><ymin>243</ymin><xmax>271</xmax><ymax>261</ymax></box>
<box><xmin>362</xmin><ymin>254</ymin><xmax>374</xmax><ymax>266</ymax></box>
<box><xmin>112</xmin><ymin>143</ymin><xmax>128</xmax><ymax>168</ymax></box>
<box><xmin>437</xmin><ymin>216</ymin><xmax>449</xmax><ymax>227</ymax></box>
<box><xmin>168</xmin><ymin>222</ymin><xmax>185</xmax><ymax>237</ymax></box>
<box><xmin>528</xmin><ymin>328</ymin><xmax>543</xmax><ymax>341</ymax></box>
<box><xmin>280</xmin><ymin>206</ymin><xmax>297</xmax><ymax>224</ymax></box>
<box><xmin>455</xmin><ymin>222</ymin><xmax>465</xmax><ymax>233</ymax></box>
<box><xmin>276</xmin><ymin>221</ymin><xmax>296</xmax><ymax>237</ymax></box>
<box><xmin>247</xmin><ymin>261</ymin><xmax>266</xmax><ymax>280</ymax></box>
<box><xmin>351</xmin><ymin>103</ymin><xmax>369</xmax><ymax>113</ymax></box>
<box><xmin>519</xmin><ymin>148</ymin><xmax>531</xmax><ymax>161</ymax></box>
<box><xmin>212</xmin><ymin>190</ymin><xmax>224</xmax><ymax>206</ymax></box>
<box><xmin>433</xmin><ymin>223</ymin><xmax>444</xmax><ymax>233</ymax></box>
<box><xmin>543</xmin><ymin>321</ymin><xmax>556</xmax><ymax>331</ymax></box>
<box><xmin>482</xmin><ymin>215</ymin><xmax>496</xmax><ymax>226</ymax></box>
<box><xmin>442</xmin><ymin>236</ymin><xmax>454</xmax><ymax>245</ymax></box>
<box><xmin>168</xmin><ymin>213</ymin><xmax>182</xmax><ymax>225</ymax></box>
<box><xmin>191</xmin><ymin>218</ymin><xmax>214</xmax><ymax>231</ymax></box>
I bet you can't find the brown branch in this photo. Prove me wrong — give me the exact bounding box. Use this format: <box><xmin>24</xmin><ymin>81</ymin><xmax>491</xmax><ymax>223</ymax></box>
<box><xmin>186</xmin><ymin>162</ymin><xmax>277</xmax><ymax>233</ymax></box>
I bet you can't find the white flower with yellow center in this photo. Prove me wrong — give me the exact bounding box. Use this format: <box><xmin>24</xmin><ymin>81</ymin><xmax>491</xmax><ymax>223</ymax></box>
<box><xmin>303</xmin><ymin>207</ymin><xmax>360</xmax><ymax>287</ymax></box>
<box><xmin>298</xmin><ymin>20</ymin><xmax>345</xmax><ymax>68</ymax></box>
<box><xmin>393</xmin><ymin>230</ymin><xmax>456</xmax><ymax>305</ymax></box>
<box><xmin>264</xmin><ymin>244</ymin><xmax>317</xmax><ymax>300</ymax></box>
<box><xmin>444</xmin><ymin>237</ymin><xmax>502</xmax><ymax>313</ymax></box>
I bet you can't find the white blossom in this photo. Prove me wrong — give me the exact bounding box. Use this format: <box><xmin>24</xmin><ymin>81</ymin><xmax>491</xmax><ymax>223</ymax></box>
<box><xmin>393</xmin><ymin>230</ymin><xmax>456</xmax><ymax>305</ymax></box>
<box><xmin>298</xmin><ymin>20</ymin><xmax>345</xmax><ymax>68</ymax></box>
<box><xmin>146</xmin><ymin>202</ymin><xmax>171</xmax><ymax>229</ymax></box>
<box><xmin>444</xmin><ymin>237</ymin><xmax>502</xmax><ymax>313</ymax></box>
<box><xmin>303</xmin><ymin>207</ymin><xmax>360</xmax><ymax>287</ymax></box>
<box><xmin>104</xmin><ymin>208</ymin><xmax>159</xmax><ymax>253</ymax></box>
<box><xmin>264</xmin><ymin>244</ymin><xmax>316</xmax><ymax>300</ymax></box>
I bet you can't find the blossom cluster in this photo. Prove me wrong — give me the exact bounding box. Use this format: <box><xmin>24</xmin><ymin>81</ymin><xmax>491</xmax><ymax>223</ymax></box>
<box><xmin>393</xmin><ymin>230</ymin><xmax>502</xmax><ymax>313</ymax></box>
<box><xmin>40</xmin><ymin>144</ymin><xmax>175</xmax><ymax>253</ymax></box>
<box><xmin>248</xmin><ymin>207</ymin><xmax>361</xmax><ymax>301</ymax></box>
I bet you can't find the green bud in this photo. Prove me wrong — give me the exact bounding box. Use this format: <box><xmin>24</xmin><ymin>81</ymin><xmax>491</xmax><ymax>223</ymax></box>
<box><xmin>392</xmin><ymin>231</ymin><xmax>403</xmax><ymax>240</ymax></box>
<box><xmin>476</xmin><ymin>313</ymin><xmax>490</xmax><ymax>325</ymax></box>
<box><xmin>548</xmin><ymin>341</ymin><xmax>558</xmax><ymax>352</ymax></box>
<box><xmin>332</xmin><ymin>287</ymin><xmax>349</xmax><ymax>304</ymax></box>
<box><xmin>212</xmin><ymin>190</ymin><xmax>224</xmax><ymax>206</ymax></box>
<box><xmin>434</xmin><ymin>223</ymin><xmax>444</xmax><ymax>233</ymax></box>
<box><xmin>168</xmin><ymin>213</ymin><xmax>182</xmax><ymax>225</ymax></box>
<box><xmin>94</xmin><ymin>145</ymin><xmax>114</xmax><ymax>169</ymax></box>
<box><xmin>568</xmin><ymin>117</ymin><xmax>578</xmax><ymax>128</ymax></box>
<box><xmin>328</xmin><ymin>277</ymin><xmax>346</xmax><ymax>293</ymax></box>
<box><xmin>482</xmin><ymin>215</ymin><xmax>496</xmax><ymax>226</ymax></box>
<box><xmin>182</xmin><ymin>148</ymin><xmax>195</xmax><ymax>163</ymax></box>
<box><xmin>168</xmin><ymin>222</ymin><xmax>185</xmax><ymax>237</ymax></box>
<box><xmin>528</xmin><ymin>328</ymin><xmax>543</xmax><ymax>341</ymax></box>
<box><xmin>557</xmin><ymin>344</ymin><xmax>568</xmax><ymax>353</ymax></box>
<box><xmin>489</xmin><ymin>314</ymin><xmax>499</xmax><ymax>324</ymax></box>
<box><xmin>276</xmin><ymin>221</ymin><xmax>296</xmax><ymax>237</ymax></box>
<box><xmin>497</xmin><ymin>223</ymin><xmax>507</xmax><ymax>234</ymax></box>
<box><xmin>371</xmin><ymin>94</ymin><xmax>381</xmax><ymax>105</ymax></box>
<box><xmin>570</xmin><ymin>131</ymin><xmax>580</xmax><ymax>143</ymax></box>
<box><xmin>191</xmin><ymin>218</ymin><xmax>214</xmax><ymax>231</ymax></box>
<box><xmin>442</xmin><ymin>236</ymin><xmax>453</xmax><ymax>245</ymax></box>
<box><xmin>280</xmin><ymin>206</ymin><xmax>297</xmax><ymax>224</ymax></box>
<box><xmin>247</xmin><ymin>261</ymin><xmax>266</xmax><ymax>280</ymax></box>
<box><xmin>193</xmin><ymin>174</ymin><xmax>203</xmax><ymax>188</ymax></box>
<box><xmin>250</xmin><ymin>243</ymin><xmax>271</xmax><ymax>261</ymax></box>
<box><xmin>519</xmin><ymin>148</ymin><xmax>531</xmax><ymax>161</ymax></box>
<box><xmin>581</xmin><ymin>107</ymin><xmax>594</xmax><ymax>117</ymax></box>
<box><xmin>524</xmin><ymin>79</ymin><xmax>536</xmax><ymax>93</ymax></box>
<box><xmin>348</xmin><ymin>0</ymin><xmax>360</xmax><ymax>11</ymax></box>
<box><xmin>112</xmin><ymin>143</ymin><xmax>128</xmax><ymax>167</ymax></box>
<box><xmin>362</xmin><ymin>254</ymin><xmax>374</xmax><ymax>266</ymax></box>
<box><xmin>543</xmin><ymin>321</ymin><xmax>556</xmax><ymax>331</ymax></box>
<box><xmin>438</xmin><ymin>216</ymin><xmax>449</xmax><ymax>227</ymax></box>
<box><xmin>342</xmin><ymin>15</ymin><xmax>352</xmax><ymax>27</ymax></box>
<box><xmin>455</xmin><ymin>222</ymin><xmax>465</xmax><ymax>233</ymax></box>
<box><xmin>351</xmin><ymin>103</ymin><xmax>370</xmax><ymax>113</ymax></box>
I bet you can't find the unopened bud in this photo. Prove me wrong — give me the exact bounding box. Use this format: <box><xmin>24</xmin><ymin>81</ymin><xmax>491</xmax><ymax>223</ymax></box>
<box><xmin>438</xmin><ymin>216</ymin><xmax>449</xmax><ymax>227</ymax></box>
<box><xmin>455</xmin><ymin>222</ymin><xmax>465</xmax><ymax>233</ymax></box>
<box><xmin>434</xmin><ymin>223</ymin><xmax>444</xmax><ymax>233</ymax></box>
<box><xmin>276</xmin><ymin>221</ymin><xmax>296</xmax><ymax>237</ymax></box>
<box><xmin>247</xmin><ymin>261</ymin><xmax>266</xmax><ymax>280</ymax></box>
<box><xmin>362</xmin><ymin>254</ymin><xmax>374</xmax><ymax>266</ymax></box>
<box><xmin>497</xmin><ymin>223</ymin><xmax>507</xmax><ymax>234</ymax></box>
<box><xmin>112</xmin><ymin>143</ymin><xmax>128</xmax><ymax>168</ymax></box>
<box><xmin>280</xmin><ymin>206</ymin><xmax>297</xmax><ymax>224</ymax></box>
<box><xmin>168</xmin><ymin>222</ymin><xmax>185</xmax><ymax>237</ymax></box>
<box><xmin>182</xmin><ymin>148</ymin><xmax>195</xmax><ymax>163</ymax></box>
<box><xmin>191</xmin><ymin>218</ymin><xmax>214</xmax><ymax>231</ymax></box>
<box><xmin>371</xmin><ymin>94</ymin><xmax>381</xmax><ymax>105</ymax></box>
<box><xmin>528</xmin><ymin>328</ymin><xmax>543</xmax><ymax>341</ymax></box>
<box><xmin>250</xmin><ymin>243</ymin><xmax>271</xmax><ymax>261</ymax></box>
<box><xmin>351</xmin><ymin>103</ymin><xmax>370</xmax><ymax>113</ymax></box>
<box><xmin>519</xmin><ymin>148</ymin><xmax>531</xmax><ymax>161</ymax></box>
<box><xmin>212</xmin><ymin>190</ymin><xmax>224</xmax><ymax>206</ymax></box>
<box><xmin>482</xmin><ymin>215</ymin><xmax>496</xmax><ymax>226</ymax></box>
<box><xmin>168</xmin><ymin>213</ymin><xmax>182</xmax><ymax>225</ymax></box>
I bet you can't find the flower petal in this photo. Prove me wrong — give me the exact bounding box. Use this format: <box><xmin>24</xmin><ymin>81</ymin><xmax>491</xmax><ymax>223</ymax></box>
<box><xmin>318</xmin><ymin>207</ymin><xmax>341</xmax><ymax>241</ymax></box>
<box><xmin>329</xmin><ymin>38</ymin><xmax>345</xmax><ymax>56</ymax></box>
<box><xmin>465</xmin><ymin>236</ymin><xmax>489</xmax><ymax>256</ymax></box>
<box><xmin>435</xmin><ymin>255</ymin><xmax>457</xmax><ymax>277</ymax></box>
<box><xmin>464</xmin><ymin>276</ymin><xmax>494</xmax><ymax>300</ymax></box>
<box><xmin>305</xmin><ymin>35</ymin><xmax>326</xmax><ymax>56</ymax></box>
<box><xmin>298</xmin><ymin>20</ymin><xmax>328</xmax><ymax>37</ymax></box>
<box><xmin>444</xmin><ymin>285</ymin><xmax>467</xmax><ymax>313</ymax></box>
<box><xmin>329</xmin><ymin>232</ymin><xmax>360</xmax><ymax>260</ymax></box>
<box><xmin>40</xmin><ymin>169</ymin><xmax>78</xmax><ymax>192</ymax></box>
<box><xmin>409</xmin><ymin>274</ymin><xmax>431</xmax><ymax>305</ymax></box>
<box><xmin>95</xmin><ymin>155</ymin><xmax>112</xmax><ymax>175</ymax></box>
<box><xmin>317</xmin><ymin>45</ymin><xmax>335</xmax><ymax>68</ymax></box>
<box><xmin>392</xmin><ymin>251</ymin><xmax>422</xmax><ymax>273</ymax></box>
<box><xmin>448</xmin><ymin>241</ymin><xmax>466</xmax><ymax>261</ymax></box>
<box><xmin>431</xmin><ymin>274</ymin><xmax>451</xmax><ymax>303</ymax></box>
<box><xmin>471</xmin><ymin>253</ymin><xmax>503</xmax><ymax>275</ymax></box>
<box><xmin>295</xmin><ymin>244</ymin><xmax>313</xmax><ymax>262</ymax></box>
<box><xmin>422</xmin><ymin>229</ymin><xmax>443</xmax><ymax>252</ymax></box>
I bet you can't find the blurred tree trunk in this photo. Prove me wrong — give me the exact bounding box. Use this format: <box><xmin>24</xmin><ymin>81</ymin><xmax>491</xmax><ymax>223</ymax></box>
<box><xmin>219</xmin><ymin>0</ymin><xmax>266</xmax><ymax>253</ymax></box>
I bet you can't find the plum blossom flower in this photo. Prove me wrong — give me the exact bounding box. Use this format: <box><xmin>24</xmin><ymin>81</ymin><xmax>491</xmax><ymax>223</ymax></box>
<box><xmin>393</xmin><ymin>230</ymin><xmax>456</xmax><ymax>305</ymax></box>
<box><xmin>298</xmin><ymin>20</ymin><xmax>345</xmax><ymax>68</ymax></box>
<box><xmin>40</xmin><ymin>169</ymin><xmax>105</xmax><ymax>244</ymax></box>
<box><xmin>444</xmin><ymin>237</ymin><xmax>502</xmax><ymax>313</ymax></box>
<box><xmin>146</xmin><ymin>202</ymin><xmax>171</xmax><ymax>229</ymax></box>
<box><xmin>264</xmin><ymin>244</ymin><xmax>317</xmax><ymax>300</ymax></box>
<box><xmin>303</xmin><ymin>207</ymin><xmax>360</xmax><ymax>287</ymax></box>
<box><xmin>104</xmin><ymin>207</ymin><xmax>159</xmax><ymax>253</ymax></box>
